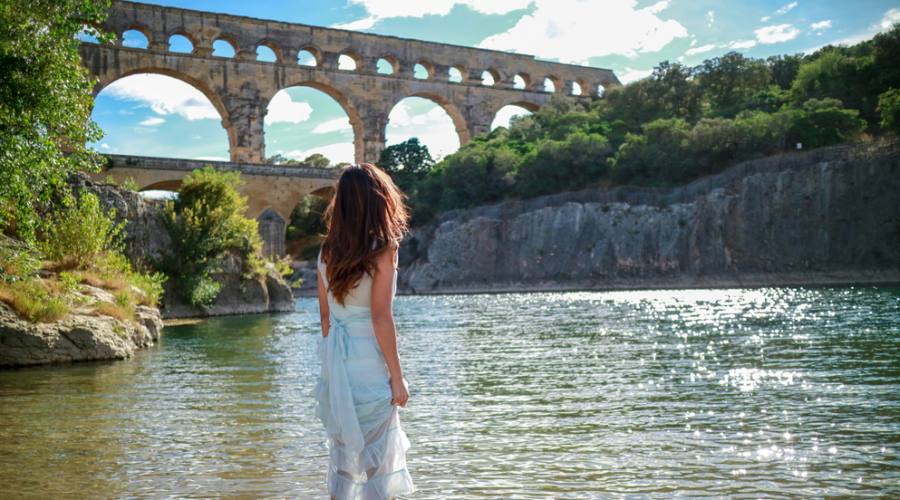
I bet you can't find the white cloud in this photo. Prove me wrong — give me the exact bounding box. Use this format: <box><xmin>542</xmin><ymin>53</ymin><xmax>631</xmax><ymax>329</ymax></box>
<box><xmin>335</xmin><ymin>0</ymin><xmax>532</xmax><ymax>28</ymax></box>
<box><xmin>618</xmin><ymin>67</ymin><xmax>654</xmax><ymax>84</ymax></box>
<box><xmin>284</xmin><ymin>143</ymin><xmax>355</xmax><ymax>165</ymax></box>
<box><xmin>754</xmin><ymin>24</ymin><xmax>800</xmax><ymax>44</ymax></box>
<box><xmin>312</xmin><ymin>117</ymin><xmax>353</xmax><ymax>134</ymax></box>
<box><xmin>728</xmin><ymin>39</ymin><xmax>758</xmax><ymax>50</ymax></box>
<box><xmin>762</xmin><ymin>1</ymin><xmax>798</xmax><ymax>22</ymax></box>
<box><xmin>100</xmin><ymin>143</ymin><xmax>111</xmax><ymax>150</ymax></box>
<box><xmin>803</xmin><ymin>8</ymin><xmax>899</xmax><ymax>54</ymax></box>
<box><xmin>332</xmin><ymin>16</ymin><xmax>378</xmax><ymax>30</ymax></box>
<box><xmin>196</xmin><ymin>156</ymin><xmax>228</xmax><ymax>162</ymax></box>
<box><xmin>775</xmin><ymin>1</ymin><xmax>798</xmax><ymax>15</ymax></box>
<box><xmin>386</xmin><ymin>100</ymin><xmax>460</xmax><ymax>160</ymax></box>
<box><xmin>477</xmin><ymin>0</ymin><xmax>688</xmax><ymax>63</ymax></box>
<box><xmin>102</xmin><ymin>74</ymin><xmax>220</xmax><ymax>121</ymax></box>
<box><xmin>706</xmin><ymin>10</ymin><xmax>715</xmax><ymax>27</ymax></box>
<box><xmin>810</xmin><ymin>20</ymin><xmax>832</xmax><ymax>32</ymax></box>
<box><xmin>138</xmin><ymin>117</ymin><xmax>165</xmax><ymax>126</ymax></box>
<box><xmin>880</xmin><ymin>8</ymin><xmax>900</xmax><ymax>30</ymax></box>
<box><xmin>265</xmin><ymin>91</ymin><xmax>314</xmax><ymax>125</ymax></box>
<box><xmin>491</xmin><ymin>105</ymin><xmax>532</xmax><ymax>130</ymax></box>
<box><xmin>685</xmin><ymin>43</ymin><xmax>716</xmax><ymax>56</ymax></box>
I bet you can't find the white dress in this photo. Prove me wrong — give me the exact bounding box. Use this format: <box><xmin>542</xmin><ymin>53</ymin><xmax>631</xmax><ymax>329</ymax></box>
<box><xmin>314</xmin><ymin>247</ymin><xmax>415</xmax><ymax>499</ymax></box>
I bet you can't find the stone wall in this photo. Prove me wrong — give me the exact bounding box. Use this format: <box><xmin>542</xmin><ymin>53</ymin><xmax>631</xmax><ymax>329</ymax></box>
<box><xmin>398</xmin><ymin>141</ymin><xmax>900</xmax><ymax>293</ymax></box>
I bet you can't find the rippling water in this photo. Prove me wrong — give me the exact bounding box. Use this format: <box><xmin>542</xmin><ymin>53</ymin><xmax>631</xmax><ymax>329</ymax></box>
<box><xmin>1</xmin><ymin>287</ymin><xmax>898</xmax><ymax>498</ymax></box>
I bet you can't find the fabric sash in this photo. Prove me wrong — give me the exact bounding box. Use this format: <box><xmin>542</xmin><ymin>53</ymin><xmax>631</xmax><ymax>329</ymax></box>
<box><xmin>315</xmin><ymin>311</ymin><xmax>367</xmax><ymax>469</ymax></box>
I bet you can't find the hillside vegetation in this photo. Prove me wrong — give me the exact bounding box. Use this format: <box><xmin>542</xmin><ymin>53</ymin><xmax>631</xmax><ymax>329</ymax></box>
<box><xmin>378</xmin><ymin>24</ymin><xmax>900</xmax><ymax>225</ymax></box>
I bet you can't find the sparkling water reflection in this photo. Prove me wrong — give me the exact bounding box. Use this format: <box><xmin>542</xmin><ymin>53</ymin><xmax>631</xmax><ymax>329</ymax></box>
<box><xmin>0</xmin><ymin>287</ymin><xmax>898</xmax><ymax>497</ymax></box>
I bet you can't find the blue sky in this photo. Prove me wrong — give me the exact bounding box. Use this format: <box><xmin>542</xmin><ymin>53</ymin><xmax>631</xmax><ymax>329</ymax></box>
<box><xmin>89</xmin><ymin>0</ymin><xmax>900</xmax><ymax>164</ymax></box>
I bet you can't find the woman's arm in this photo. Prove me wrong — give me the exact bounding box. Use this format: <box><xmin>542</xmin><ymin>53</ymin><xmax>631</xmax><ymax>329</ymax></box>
<box><xmin>370</xmin><ymin>241</ymin><xmax>408</xmax><ymax>406</ymax></box>
<box><xmin>317</xmin><ymin>267</ymin><xmax>330</xmax><ymax>338</ymax></box>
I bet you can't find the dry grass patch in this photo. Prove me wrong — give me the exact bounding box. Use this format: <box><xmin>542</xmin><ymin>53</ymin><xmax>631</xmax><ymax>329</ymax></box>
<box><xmin>0</xmin><ymin>280</ymin><xmax>69</xmax><ymax>323</ymax></box>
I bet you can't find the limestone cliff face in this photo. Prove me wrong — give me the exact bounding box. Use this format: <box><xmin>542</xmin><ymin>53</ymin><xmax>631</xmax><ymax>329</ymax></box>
<box><xmin>399</xmin><ymin>142</ymin><xmax>900</xmax><ymax>293</ymax></box>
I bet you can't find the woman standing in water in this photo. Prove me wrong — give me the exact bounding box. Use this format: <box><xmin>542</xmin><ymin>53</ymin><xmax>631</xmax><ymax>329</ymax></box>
<box><xmin>314</xmin><ymin>163</ymin><xmax>415</xmax><ymax>499</ymax></box>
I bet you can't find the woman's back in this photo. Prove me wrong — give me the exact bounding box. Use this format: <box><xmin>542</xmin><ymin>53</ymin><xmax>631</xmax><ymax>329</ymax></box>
<box><xmin>316</xmin><ymin>247</ymin><xmax>397</xmax><ymax>310</ymax></box>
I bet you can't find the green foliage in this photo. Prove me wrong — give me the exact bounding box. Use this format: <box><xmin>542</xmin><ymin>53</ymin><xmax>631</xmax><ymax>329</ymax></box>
<box><xmin>393</xmin><ymin>25</ymin><xmax>900</xmax><ymax>225</ymax></box>
<box><xmin>267</xmin><ymin>153</ymin><xmax>332</xmax><ymax>168</ymax></box>
<box><xmin>266</xmin><ymin>154</ymin><xmax>298</xmax><ymax>165</ymax></box>
<box><xmin>158</xmin><ymin>166</ymin><xmax>264</xmax><ymax>306</ymax></box>
<box><xmin>0</xmin><ymin>0</ymin><xmax>112</xmax><ymax>242</ymax></box>
<box><xmin>39</xmin><ymin>192</ymin><xmax>125</xmax><ymax>270</ymax></box>
<box><xmin>787</xmin><ymin>98</ymin><xmax>867</xmax><ymax>148</ymax></box>
<box><xmin>0</xmin><ymin>236</ymin><xmax>41</xmax><ymax>282</ymax></box>
<box><xmin>378</xmin><ymin>138</ymin><xmax>435</xmax><ymax>195</ymax></box>
<box><xmin>287</xmin><ymin>194</ymin><xmax>328</xmax><ymax>240</ymax></box>
<box><xmin>878</xmin><ymin>88</ymin><xmax>900</xmax><ymax>133</ymax></box>
<box><xmin>600</xmin><ymin>61</ymin><xmax>702</xmax><ymax>130</ymax></box>
<box><xmin>515</xmin><ymin>131</ymin><xmax>611</xmax><ymax>198</ymax></box>
<box><xmin>767</xmin><ymin>54</ymin><xmax>804</xmax><ymax>90</ymax></box>
<box><xmin>121</xmin><ymin>177</ymin><xmax>139</xmax><ymax>191</ymax></box>
<box><xmin>302</xmin><ymin>153</ymin><xmax>331</xmax><ymax>168</ymax></box>
<box><xmin>696</xmin><ymin>52</ymin><xmax>773</xmax><ymax>117</ymax></box>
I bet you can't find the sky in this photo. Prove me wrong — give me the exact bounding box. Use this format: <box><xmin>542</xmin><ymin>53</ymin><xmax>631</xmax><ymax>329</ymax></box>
<box><xmin>88</xmin><ymin>0</ymin><xmax>900</xmax><ymax>165</ymax></box>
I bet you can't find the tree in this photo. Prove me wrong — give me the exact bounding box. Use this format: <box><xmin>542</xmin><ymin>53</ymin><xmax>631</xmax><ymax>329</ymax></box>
<box><xmin>696</xmin><ymin>51</ymin><xmax>773</xmax><ymax>117</ymax></box>
<box><xmin>266</xmin><ymin>154</ymin><xmax>299</xmax><ymax>165</ymax></box>
<box><xmin>287</xmin><ymin>195</ymin><xmax>328</xmax><ymax>239</ymax></box>
<box><xmin>158</xmin><ymin>166</ymin><xmax>264</xmax><ymax>306</ymax></box>
<box><xmin>877</xmin><ymin>88</ymin><xmax>900</xmax><ymax>134</ymax></box>
<box><xmin>766</xmin><ymin>54</ymin><xmax>804</xmax><ymax>90</ymax></box>
<box><xmin>377</xmin><ymin>137</ymin><xmax>435</xmax><ymax>194</ymax></box>
<box><xmin>602</xmin><ymin>61</ymin><xmax>702</xmax><ymax>129</ymax></box>
<box><xmin>302</xmin><ymin>153</ymin><xmax>331</xmax><ymax>168</ymax></box>
<box><xmin>787</xmin><ymin>98</ymin><xmax>867</xmax><ymax>149</ymax></box>
<box><xmin>0</xmin><ymin>0</ymin><xmax>112</xmax><ymax>242</ymax></box>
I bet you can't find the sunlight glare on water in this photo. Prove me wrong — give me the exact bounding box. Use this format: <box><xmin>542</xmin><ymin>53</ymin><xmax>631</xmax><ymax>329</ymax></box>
<box><xmin>0</xmin><ymin>286</ymin><xmax>898</xmax><ymax>497</ymax></box>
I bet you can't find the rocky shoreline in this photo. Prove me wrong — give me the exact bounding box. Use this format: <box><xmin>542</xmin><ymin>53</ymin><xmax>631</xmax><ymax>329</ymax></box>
<box><xmin>0</xmin><ymin>175</ymin><xmax>296</xmax><ymax>368</ymax></box>
<box><xmin>0</xmin><ymin>285</ymin><xmax>163</xmax><ymax>367</ymax></box>
<box><xmin>296</xmin><ymin>141</ymin><xmax>900</xmax><ymax>296</ymax></box>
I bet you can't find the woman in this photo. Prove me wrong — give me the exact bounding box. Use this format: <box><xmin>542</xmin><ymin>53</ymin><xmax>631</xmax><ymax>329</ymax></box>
<box><xmin>314</xmin><ymin>163</ymin><xmax>416</xmax><ymax>500</ymax></box>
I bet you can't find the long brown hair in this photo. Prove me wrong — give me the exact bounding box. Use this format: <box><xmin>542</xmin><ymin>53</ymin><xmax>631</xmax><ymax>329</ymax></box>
<box><xmin>321</xmin><ymin>163</ymin><xmax>410</xmax><ymax>306</ymax></box>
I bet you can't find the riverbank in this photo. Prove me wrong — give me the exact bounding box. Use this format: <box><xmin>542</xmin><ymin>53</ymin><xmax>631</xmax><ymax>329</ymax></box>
<box><xmin>0</xmin><ymin>285</ymin><xmax>163</xmax><ymax>367</ymax></box>
<box><xmin>72</xmin><ymin>173</ymin><xmax>296</xmax><ymax>320</ymax></box>
<box><xmin>296</xmin><ymin>140</ymin><xmax>900</xmax><ymax>296</ymax></box>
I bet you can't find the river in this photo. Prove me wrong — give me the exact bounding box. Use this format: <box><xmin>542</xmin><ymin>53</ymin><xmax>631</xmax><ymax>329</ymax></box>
<box><xmin>1</xmin><ymin>287</ymin><xmax>898</xmax><ymax>498</ymax></box>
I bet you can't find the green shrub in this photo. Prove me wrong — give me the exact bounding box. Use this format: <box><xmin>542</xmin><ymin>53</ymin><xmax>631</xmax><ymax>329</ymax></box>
<box><xmin>787</xmin><ymin>98</ymin><xmax>867</xmax><ymax>149</ymax></box>
<box><xmin>287</xmin><ymin>195</ymin><xmax>329</xmax><ymax>240</ymax></box>
<box><xmin>39</xmin><ymin>192</ymin><xmax>125</xmax><ymax>270</ymax></box>
<box><xmin>878</xmin><ymin>88</ymin><xmax>900</xmax><ymax>133</ymax></box>
<box><xmin>159</xmin><ymin>166</ymin><xmax>264</xmax><ymax>306</ymax></box>
<box><xmin>0</xmin><ymin>236</ymin><xmax>41</xmax><ymax>281</ymax></box>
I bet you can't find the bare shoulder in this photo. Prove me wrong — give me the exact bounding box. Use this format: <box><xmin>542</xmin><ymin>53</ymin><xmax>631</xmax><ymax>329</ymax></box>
<box><xmin>374</xmin><ymin>239</ymin><xmax>399</xmax><ymax>271</ymax></box>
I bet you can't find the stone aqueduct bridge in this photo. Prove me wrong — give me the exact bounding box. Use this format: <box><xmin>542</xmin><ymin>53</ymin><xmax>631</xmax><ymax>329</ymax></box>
<box><xmin>82</xmin><ymin>1</ymin><xmax>620</xmax><ymax>256</ymax></box>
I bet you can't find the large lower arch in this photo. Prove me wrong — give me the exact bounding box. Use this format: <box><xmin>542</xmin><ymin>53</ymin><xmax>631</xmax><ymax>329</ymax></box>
<box><xmin>263</xmin><ymin>82</ymin><xmax>363</xmax><ymax>165</ymax></box>
<box><xmin>91</xmin><ymin>68</ymin><xmax>234</xmax><ymax>156</ymax></box>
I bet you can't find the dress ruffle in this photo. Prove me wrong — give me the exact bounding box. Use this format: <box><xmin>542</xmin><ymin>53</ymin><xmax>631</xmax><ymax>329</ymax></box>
<box><xmin>315</xmin><ymin>308</ymin><xmax>415</xmax><ymax>499</ymax></box>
